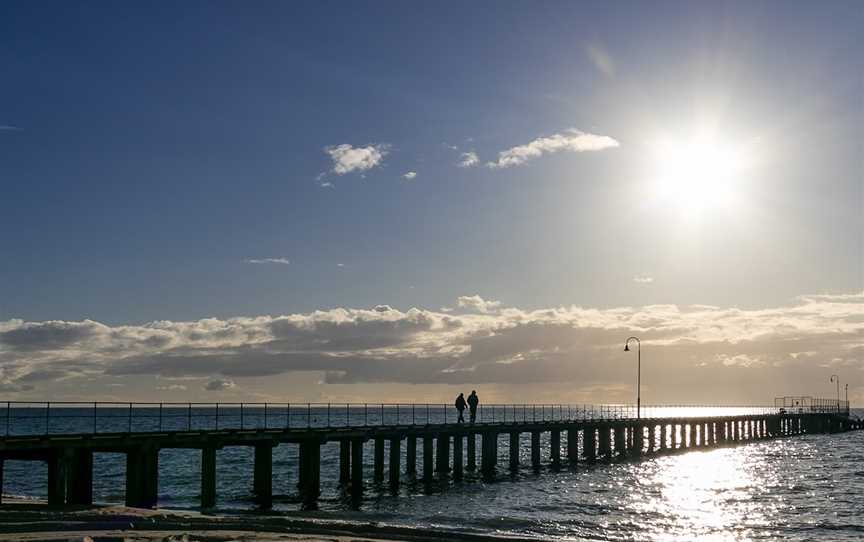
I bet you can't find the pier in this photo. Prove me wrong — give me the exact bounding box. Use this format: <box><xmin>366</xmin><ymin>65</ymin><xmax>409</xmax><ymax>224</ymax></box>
<box><xmin>0</xmin><ymin>398</ymin><xmax>858</xmax><ymax>510</ymax></box>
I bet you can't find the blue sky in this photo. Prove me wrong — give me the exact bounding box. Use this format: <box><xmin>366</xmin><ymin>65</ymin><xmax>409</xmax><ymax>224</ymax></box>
<box><xmin>0</xmin><ymin>2</ymin><xmax>861</xmax><ymax>402</ymax></box>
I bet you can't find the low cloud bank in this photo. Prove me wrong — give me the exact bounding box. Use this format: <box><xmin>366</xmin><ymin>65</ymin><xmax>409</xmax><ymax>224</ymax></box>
<box><xmin>1</xmin><ymin>293</ymin><xmax>861</xmax><ymax>400</ymax></box>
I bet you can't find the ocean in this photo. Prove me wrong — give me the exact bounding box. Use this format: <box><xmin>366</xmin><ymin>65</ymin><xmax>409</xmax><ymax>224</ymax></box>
<box><xmin>2</xmin><ymin>406</ymin><xmax>862</xmax><ymax>541</ymax></box>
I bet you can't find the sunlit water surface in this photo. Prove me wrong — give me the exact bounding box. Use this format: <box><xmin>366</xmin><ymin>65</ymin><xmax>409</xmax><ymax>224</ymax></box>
<box><xmin>5</xmin><ymin>415</ymin><xmax>864</xmax><ymax>541</ymax></box>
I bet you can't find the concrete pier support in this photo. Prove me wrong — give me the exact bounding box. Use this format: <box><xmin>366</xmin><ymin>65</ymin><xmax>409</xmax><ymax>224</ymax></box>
<box><xmin>598</xmin><ymin>426</ymin><xmax>611</xmax><ymax>458</ymax></box>
<box><xmin>350</xmin><ymin>438</ymin><xmax>364</xmax><ymax>497</ymax></box>
<box><xmin>423</xmin><ymin>436</ymin><xmax>434</xmax><ymax>481</ymax></box>
<box><xmin>299</xmin><ymin>440</ymin><xmax>320</xmax><ymax>510</ymax></box>
<box><xmin>550</xmin><ymin>430</ymin><xmax>561</xmax><ymax>468</ymax></box>
<box><xmin>406</xmin><ymin>436</ymin><xmax>416</xmax><ymax>475</ymax></box>
<box><xmin>613</xmin><ymin>426</ymin><xmax>626</xmax><ymax>457</ymax></box>
<box><xmin>435</xmin><ymin>435</ymin><xmax>450</xmax><ymax>473</ymax></box>
<box><xmin>67</xmin><ymin>449</ymin><xmax>93</xmax><ymax>506</ymax></box>
<box><xmin>531</xmin><ymin>431</ymin><xmax>541</xmax><ymax>469</ymax></box>
<box><xmin>584</xmin><ymin>426</ymin><xmax>596</xmax><ymax>462</ymax></box>
<box><xmin>0</xmin><ymin>457</ymin><xmax>4</xmax><ymax>505</ymax></box>
<box><xmin>374</xmin><ymin>437</ymin><xmax>385</xmax><ymax>482</ymax></box>
<box><xmin>509</xmin><ymin>432</ymin><xmax>520</xmax><ymax>471</ymax></box>
<box><xmin>466</xmin><ymin>433</ymin><xmax>476</xmax><ymax>471</ymax></box>
<box><xmin>389</xmin><ymin>437</ymin><xmax>401</xmax><ymax>489</ymax></box>
<box><xmin>660</xmin><ymin>424</ymin><xmax>668</xmax><ymax>450</ymax></box>
<box><xmin>339</xmin><ymin>440</ymin><xmax>351</xmax><ymax>484</ymax></box>
<box><xmin>481</xmin><ymin>432</ymin><xmax>497</xmax><ymax>475</ymax></box>
<box><xmin>48</xmin><ymin>448</ymin><xmax>71</xmax><ymax>506</ymax></box>
<box><xmin>201</xmin><ymin>446</ymin><xmax>217</xmax><ymax>508</ymax></box>
<box><xmin>252</xmin><ymin>443</ymin><xmax>273</xmax><ymax>509</ymax></box>
<box><xmin>126</xmin><ymin>446</ymin><xmax>159</xmax><ymax>508</ymax></box>
<box><xmin>452</xmin><ymin>435</ymin><xmax>463</xmax><ymax>481</ymax></box>
<box><xmin>567</xmin><ymin>428</ymin><xmax>578</xmax><ymax>465</ymax></box>
<box><xmin>685</xmin><ymin>424</ymin><xmax>693</xmax><ymax>448</ymax></box>
<box><xmin>633</xmin><ymin>425</ymin><xmax>643</xmax><ymax>456</ymax></box>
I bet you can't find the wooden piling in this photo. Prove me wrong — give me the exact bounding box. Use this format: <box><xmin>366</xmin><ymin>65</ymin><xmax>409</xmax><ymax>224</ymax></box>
<box><xmin>201</xmin><ymin>446</ymin><xmax>216</xmax><ymax>508</ymax></box>
<box><xmin>389</xmin><ymin>437</ymin><xmax>401</xmax><ymax>489</ymax></box>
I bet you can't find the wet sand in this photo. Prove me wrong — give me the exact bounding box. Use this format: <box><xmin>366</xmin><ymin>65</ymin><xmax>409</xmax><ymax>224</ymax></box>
<box><xmin>0</xmin><ymin>498</ymin><xmax>536</xmax><ymax>542</ymax></box>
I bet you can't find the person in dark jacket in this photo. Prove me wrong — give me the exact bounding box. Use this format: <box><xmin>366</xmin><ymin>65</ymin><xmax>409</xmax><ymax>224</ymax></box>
<box><xmin>467</xmin><ymin>390</ymin><xmax>479</xmax><ymax>423</ymax></box>
<box><xmin>455</xmin><ymin>393</ymin><xmax>467</xmax><ymax>423</ymax></box>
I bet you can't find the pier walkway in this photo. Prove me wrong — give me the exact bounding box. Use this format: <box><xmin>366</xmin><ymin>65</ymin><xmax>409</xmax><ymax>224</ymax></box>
<box><xmin>0</xmin><ymin>399</ymin><xmax>858</xmax><ymax>510</ymax></box>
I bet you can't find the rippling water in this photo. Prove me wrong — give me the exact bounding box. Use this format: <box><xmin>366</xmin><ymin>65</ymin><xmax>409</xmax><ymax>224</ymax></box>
<box><xmin>4</xmin><ymin>410</ymin><xmax>863</xmax><ymax>541</ymax></box>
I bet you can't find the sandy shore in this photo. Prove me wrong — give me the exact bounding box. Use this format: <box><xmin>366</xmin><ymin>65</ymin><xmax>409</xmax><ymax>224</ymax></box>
<box><xmin>0</xmin><ymin>498</ymin><xmax>539</xmax><ymax>542</ymax></box>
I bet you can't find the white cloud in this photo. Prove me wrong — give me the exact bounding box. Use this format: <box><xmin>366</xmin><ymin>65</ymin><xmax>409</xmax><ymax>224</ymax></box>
<box><xmin>586</xmin><ymin>44</ymin><xmax>615</xmax><ymax>77</ymax></box>
<box><xmin>319</xmin><ymin>181</ymin><xmax>334</xmax><ymax>189</ymax></box>
<box><xmin>156</xmin><ymin>384</ymin><xmax>187</xmax><ymax>391</ymax></box>
<box><xmin>487</xmin><ymin>129</ymin><xmax>619</xmax><ymax>169</ymax></box>
<box><xmin>0</xmin><ymin>125</ymin><xmax>21</xmax><ymax>131</ymax></box>
<box><xmin>457</xmin><ymin>295</ymin><xmax>502</xmax><ymax>313</ymax></box>
<box><xmin>633</xmin><ymin>275</ymin><xmax>654</xmax><ymax>284</ymax></box>
<box><xmin>204</xmin><ymin>379</ymin><xmax>236</xmax><ymax>391</ymax></box>
<box><xmin>336</xmin><ymin>263</ymin><xmax>345</xmax><ymax>267</ymax></box>
<box><xmin>325</xmin><ymin>144</ymin><xmax>389</xmax><ymax>175</ymax></box>
<box><xmin>247</xmin><ymin>257</ymin><xmax>290</xmax><ymax>265</ymax></box>
<box><xmin>1</xmin><ymin>292</ymin><xmax>861</xmax><ymax>402</ymax></box>
<box><xmin>402</xmin><ymin>171</ymin><xmax>417</xmax><ymax>180</ymax></box>
<box><xmin>458</xmin><ymin>151</ymin><xmax>479</xmax><ymax>168</ymax></box>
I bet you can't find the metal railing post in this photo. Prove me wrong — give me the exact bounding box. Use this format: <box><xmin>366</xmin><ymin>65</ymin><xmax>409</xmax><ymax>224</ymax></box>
<box><xmin>158</xmin><ymin>403</ymin><xmax>163</xmax><ymax>431</ymax></box>
<box><xmin>240</xmin><ymin>403</ymin><xmax>244</xmax><ymax>429</ymax></box>
<box><xmin>128</xmin><ymin>403</ymin><xmax>133</xmax><ymax>433</ymax></box>
<box><xmin>46</xmin><ymin>402</ymin><xmax>51</xmax><ymax>435</ymax></box>
<box><xmin>327</xmin><ymin>403</ymin><xmax>331</xmax><ymax>427</ymax></box>
<box><xmin>307</xmin><ymin>403</ymin><xmax>311</xmax><ymax>428</ymax></box>
<box><xmin>264</xmin><ymin>403</ymin><xmax>268</xmax><ymax>429</ymax></box>
<box><xmin>6</xmin><ymin>401</ymin><xmax>10</xmax><ymax>436</ymax></box>
<box><xmin>216</xmin><ymin>403</ymin><xmax>220</xmax><ymax>430</ymax></box>
<box><xmin>93</xmin><ymin>402</ymin><xmax>98</xmax><ymax>434</ymax></box>
<box><xmin>187</xmin><ymin>403</ymin><xmax>192</xmax><ymax>431</ymax></box>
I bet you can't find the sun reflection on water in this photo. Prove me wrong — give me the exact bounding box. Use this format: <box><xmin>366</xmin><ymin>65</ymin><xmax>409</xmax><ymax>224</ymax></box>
<box><xmin>633</xmin><ymin>446</ymin><xmax>775</xmax><ymax>541</ymax></box>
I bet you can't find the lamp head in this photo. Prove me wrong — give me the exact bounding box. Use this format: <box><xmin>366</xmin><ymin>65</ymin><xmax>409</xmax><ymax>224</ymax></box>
<box><xmin>624</xmin><ymin>344</ymin><xmax>630</xmax><ymax>352</ymax></box>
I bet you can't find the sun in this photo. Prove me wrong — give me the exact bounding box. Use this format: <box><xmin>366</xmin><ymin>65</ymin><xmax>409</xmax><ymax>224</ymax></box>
<box><xmin>652</xmin><ymin>137</ymin><xmax>744</xmax><ymax>215</ymax></box>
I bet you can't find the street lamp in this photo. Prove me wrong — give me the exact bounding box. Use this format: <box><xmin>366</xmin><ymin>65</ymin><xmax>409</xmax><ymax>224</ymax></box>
<box><xmin>830</xmin><ymin>375</ymin><xmax>840</xmax><ymax>413</ymax></box>
<box><xmin>624</xmin><ymin>337</ymin><xmax>641</xmax><ymax>419</ymax></box>
<box><xmin>845</xmin><ymin>383</ymin><xmax>849</xmax><ymax>413</ymax></box>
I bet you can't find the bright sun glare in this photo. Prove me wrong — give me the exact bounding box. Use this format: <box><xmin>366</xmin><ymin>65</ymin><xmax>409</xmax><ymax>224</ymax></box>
<box><xmin>653</xmin><ymin>138</ymin><xmax>744</xmax><ymax>215</ymax></box>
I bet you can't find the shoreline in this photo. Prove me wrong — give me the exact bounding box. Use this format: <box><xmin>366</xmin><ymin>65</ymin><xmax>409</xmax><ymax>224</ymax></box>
<box><xmin>0</xmin><ymin>500</ymin><xmax>543</xmax><ymax>542</ymax></box>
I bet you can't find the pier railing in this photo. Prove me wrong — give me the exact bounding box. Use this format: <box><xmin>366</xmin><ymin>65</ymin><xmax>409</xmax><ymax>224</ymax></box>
<box><xmin>1</xmin><ymin>400</ymin><xmax>845</xmax><ymax>438</ymax></box>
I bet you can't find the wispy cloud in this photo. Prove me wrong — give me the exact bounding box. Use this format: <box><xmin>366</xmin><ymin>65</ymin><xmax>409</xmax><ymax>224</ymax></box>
<box><xmin>457</xmin><ymin>294</ymin><xmax>502</xmax><ymax>313</ymax></box>
<box><xmin>402</xmin><ymin>171</ymin><xmax>417</xmax><ymax>180</ymax></box>
<box><xmin>246</xmin><ymin>257</ymin><xmax>290</xmax><ymax>265</ymax></box>
<box><xmin>458</xmin><ymin>151</ymin><xmax>479</xmax><ymax>168</ymax></box>
<box><xmin>633</xmin><ymin>275</ymin><xmax>654</xmax><ymax>284</ymax></box>
<box><xmin>204</xmin><ymin>378</ymin><xmax>235</xmax><ymax>391</ymax></box>
<box><xmin>487</xmin><ymin>129</ymin><xmax>619</xmax><ymax>169</ymax></box>
<box><xmin>0</xmin><ymin>125</ymin><xmax>21</xmax><ymax>131</ymax></box>
<box><xmin>325</xmin><ymin>143</ymin><xmax>389</xmax><ymax>175</ymax></box>
<box><xmin>586</xmin><ymin>44</ymin><xmax>615</xmax><ymax>77</ymax></box>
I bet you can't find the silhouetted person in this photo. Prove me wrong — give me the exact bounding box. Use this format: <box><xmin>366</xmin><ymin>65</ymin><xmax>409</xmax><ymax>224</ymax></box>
<box><xmin>467</xmin><ymin>390</ymin><xmax>479</xmax><ymax>423</ymax></box>
<box><xmin>455</xmin><ymin>392</ymin><xmax>467</xmax><ymax>423</ymax></box>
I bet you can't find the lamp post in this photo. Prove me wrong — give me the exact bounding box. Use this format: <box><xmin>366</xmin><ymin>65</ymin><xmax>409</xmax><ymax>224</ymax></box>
<box><xmin>830</xmin><ymin>375</ymin><xmax>839</xmax><ymax>413</ymax></box>
<box><xmin>845</xmin><ymin>383</ymin><xmax>849</xmax><ymax>413</ymax></box>
<box><xmin>624</xmin><ymin>337</ymin><xmax>641</xmax><ymax>419</ymax></box>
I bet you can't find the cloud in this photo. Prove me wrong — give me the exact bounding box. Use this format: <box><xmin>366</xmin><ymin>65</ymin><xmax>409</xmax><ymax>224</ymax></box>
<box><xmin>325</xmin><ymin>144</ymin><xmax>389</xmax><ymax>175</ymax></box>
<box><xmin>487</xmin><ymin>129</ymin><xmax>619</xmax><ymax>169</ymax></box>
<box><xmin>458</xmin><ymin>151</ymin><xmax>479</xmax><ymax>168</ymax></box>
<box><xmin>1</xmin><ymin>292</ymin><xmax>861</xmax><ymax>402</ymax></box>
<box><xmin>586</xmin><ymin>44</ymin><xmax>615</xmax><ymax>77</ymax></box>
<box><xmin>204</xmin><ymin>378</ymin><xmax>236</xmax><ymax>391</ymax></box>
<box><xmin>319</xmin><ymin>181</ymin><xmax>334</xmax><ymax>189</ymax></box>
<box><xmin>402</xmin><ymin>171</ymin><xmax>417</xmax><ymax>180</ymax></box>
<box><xmin>457</xmin><ymin>295</ymin><xmax>502</xmax><ymax>313</ymax></box>
<box><xmin>247</xmin><ymin>257</ymin><xmax>290</xmax><ymax>265</ymax></box>
<box><xmin>0</xmin><ymin>125</ymin><xmax>21</xmax><ymax>131</ymax></box>
<box><xmin>156</xmin><ymin>384</ymin><xmax>187</xmax><ymax>391</ymax></box>
<box><xmin>633</xmin><ymin>275</ymin><xmax>655</xmax><ymax>284</ymax></box>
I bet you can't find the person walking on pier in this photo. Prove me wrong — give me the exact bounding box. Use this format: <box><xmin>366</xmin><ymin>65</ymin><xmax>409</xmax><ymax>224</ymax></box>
<box><xmin>467</xmin><ymin>390</ymin><xmax>479</xmax><ymax>423</ymax></box>
<box><xmin>455</xmin><ymin>392</ymin><xmax>467</xmax><ymax>423</ymax></box>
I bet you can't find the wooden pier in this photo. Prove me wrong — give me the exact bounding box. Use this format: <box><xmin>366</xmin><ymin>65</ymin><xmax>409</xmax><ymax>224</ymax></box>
<box><xmin>0</xmin><ymin>400</ymin><xmax>859</xmax><ymax>510</ymax></box>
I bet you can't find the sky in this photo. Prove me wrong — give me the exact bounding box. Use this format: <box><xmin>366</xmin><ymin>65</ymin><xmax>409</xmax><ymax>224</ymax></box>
<box><xmin>0</xmin><ymin>1</ymin><xmax>862</xmax><ymax>405</ymax></box>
